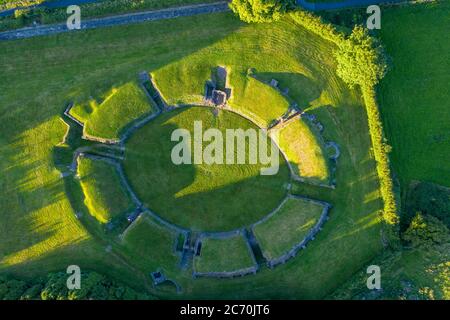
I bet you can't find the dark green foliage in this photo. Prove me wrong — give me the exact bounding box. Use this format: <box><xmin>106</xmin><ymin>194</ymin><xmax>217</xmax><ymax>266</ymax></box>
<box><xmin>229</xmin><ymin>0</ymin><xmax>295</xmax><ymax>23</ymax></box>
<box><xmin>0</xmin><ymin>277</ymin><xmax>28</xmax><ymax>300</ymax></box>
<box><xmin>0</xmin><ymin>271</ymin><xmax>155</xmax><ymax>300</ymax></box>
<box><xmin>403</xmin><ymin>213</ymin><xmax>450</xmax><ymax>248</ymax></box>
<box><xmin>334</xmin><ymin>25</ymin><xmax>389</xmax><ymax>88</ymax></box>
<box><xmin>404</xmin><ymin>182</ymin><xmax>450</xmax><ymax>230</ymax></box>
<box><xmin>362</xmin><ymin>89</ymin><xmax>398</xmax><ymax>225</ymax></box>
<box><xmin>317</xmin><ymin>8</ymin><xmax>366</xmax><ymax>29</ymax></box>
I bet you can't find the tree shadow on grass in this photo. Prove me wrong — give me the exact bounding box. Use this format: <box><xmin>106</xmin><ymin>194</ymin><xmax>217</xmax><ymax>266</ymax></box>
<box><xmin>123</xmin><ymin>108</ymin><xmax>291</xmax><ymax>232</ymax></box>
<box><xmin>0</xmin><ymin>14</ymin><xmax>245</xmax><ymax>267</ymax></box>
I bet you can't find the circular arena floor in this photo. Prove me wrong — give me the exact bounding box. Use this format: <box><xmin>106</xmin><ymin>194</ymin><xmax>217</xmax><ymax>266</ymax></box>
<box><xmin>123</xmin><ymin>106</ymin><xmax>290</xmax><ymax>232</ymax></box>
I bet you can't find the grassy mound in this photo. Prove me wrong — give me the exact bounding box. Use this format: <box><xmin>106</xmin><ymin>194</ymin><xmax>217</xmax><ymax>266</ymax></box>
<box><xmin>229</xmin><ymin>74</ymin><xmax>290</xmax><ymax>128</ymax></box>
<box><xmin>153</xmin><ymin>64</ymin><xmax>291</xmax><ymax>128</ymax></box>
<box><xmin>70</xmin><ymin>82</ymin><xmax>156</xmax><ymax>141</ymax></box>
<box><xmin>253</xmin><ymin>197</ymin><xmax>326</xmax><ymax>261</ymax></box>
<box><xmin>273</xmin><ymin>117</ymin><xmax>329</xmax><ymax>184</ymax></box>
<box><xmin>121</xmin><ymin>215</ymin><xmax>179</xmax><ymax>275</ymax></box>
<box><xmin>123</xmin><ymin>106</ymin><xmax>289</xmax><ymax>232</ymax></box>
<box><xmin>77</xmin><ymin>156</ymin><xmax>133</xmax><ymax>224</ymax></box>
<box><xmin>194</xmin><ymin>234</ymin><xmax>255</xmax><ymax>273</ymax></box>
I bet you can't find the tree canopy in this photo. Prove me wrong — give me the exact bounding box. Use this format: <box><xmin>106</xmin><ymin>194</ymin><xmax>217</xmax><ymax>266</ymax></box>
<box><xmin>403</xmin><ymin>213</ymin><xmax>450</xmax><ymax>248</ymax></box>
<box><xmin>229</xmin><ymin>0</ymin><xmax>295</xmax><ymax>23</ymax></box>
<box><xmin>0</xmin><ymin>271</ymin><xmax>156</xmax><ymax>300</ymax></box>
<box><xmin>334</xmin><ymin>25</ymin><xmax>389</xmax><ymax>88</ymax></box>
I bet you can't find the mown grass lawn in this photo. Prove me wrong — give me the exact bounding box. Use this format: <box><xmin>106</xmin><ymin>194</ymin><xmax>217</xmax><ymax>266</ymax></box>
<box><xmin>253</xmin><ymin>197</ymin><xmax>325</xmax><ymax>260</ymax></box>
<box><xmin>273</xmin><ymin>117</ymin><xmax>330</xmax><ymax>184</ymax></box>
<box><xmin>153</xmin><ymin>58</ymin><xmax>291</xmax><ymax>129</ymax></box>
<box><xmin>123</xmin><ymin>106</ymin><xmax>289</xmax><ymax>232</ymax></box>
<box><xmin>70</xmin><ymin>81</ymin><xmax>156</xmax><ymax>141</ymax></box>
<box><xmin>228</xmin><ymin>74</ymin><xmax>291</xmax><ymax>128</ymax></box>
<box><xmin>121</xmin><ymin>215</ymin><xmax>180</xmax><ymax>276</ymax></box>
<box><xmin>378</xmin><ymin>2</ymin><xmax>450</xmax><ymax>188</ymax></box>
<box><xmin>0</xmin><ymin>11</ymin><xmax>383</xmax><ymax>298</ymax></box>
<box><xmin>194</xmin><ymin>235</ymin><xmax>255</xmax><ymax>273</ymax></box>
<box><xmin>77</xmin><ymin>156</ymin><xmax>134</xmax><ymax>224</ymax></box>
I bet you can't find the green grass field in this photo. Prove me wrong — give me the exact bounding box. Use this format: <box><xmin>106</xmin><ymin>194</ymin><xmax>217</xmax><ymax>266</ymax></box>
<box><xmin>273</xmin><ymin>117</ymin><xmax>329</xmax><ymax>184</ymax></box>
<box><xmin>378</xmin><ymin>2</ymin><xmax>450</xmax><ymax>189</ymax></box>
<box><xmin>194</xmin><ymin>235</ymin><xmax>255</xmax><ymax>273</ymax></box>
<box><xmin>0</xmin><ymin>11</ymin><xmax>384</xmax><ymax>298</ymax></box>
<box><xmin>77</xmin><ymin>156</ymin><xmax>134</xmax><ymax>223</ymax></box>
<box><xmin>121</xmin><ymin>215</ymin><xmax>180</xmax><ymax>276</ymax></box>
<box><xmin>123</xmin><ymin>106</ymin><xmax>289</xmax><ymax>232</ymax></box>
<box><xmin>228</xmin><ymin>74</ymin><xmax>290</xmax><ymax>128</ymax></box>
<box><xmin>70</xmin><ymin>81</ymin><xmax>156</xmax><ymax>141</ymax></box>
<box><xmin>253</xmin><ymin>197</ymin><xmax>325</xmax><ymax>260</ymax></box>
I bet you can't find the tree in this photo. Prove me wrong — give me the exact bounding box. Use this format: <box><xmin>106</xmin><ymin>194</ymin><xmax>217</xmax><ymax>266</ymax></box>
<box><xmin>334</xmin><ymin>25</ymin><xmax>389</xmax><ymax>88</ymax></box>
<box><xmin>229</xmin><ymin>0</ymin><xmax>295</xmax><ymax>23</ymax></box>
<box><xmin>0</xmin><ymin>271</ymin><xmax>157</xmax><ymax>300</ymax></box>
<box><xmin>403</xmin><ymin>213</ymin><xmax>450</xmax><ymax>248</ymax></box>
<box><xmin>404</xmin><ymin>182</ymin><xmax>450</xmax><ymax>229</ymax></box>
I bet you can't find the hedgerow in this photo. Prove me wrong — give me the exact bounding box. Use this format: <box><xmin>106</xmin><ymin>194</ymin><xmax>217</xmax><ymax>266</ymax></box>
<box><xmin>290</xmin><ymin>9</ymin><xmax>399</xmax><ymax>226</ymax></box>
<box><xmin>362</xmin><ymin>88</ymin><xmax>398</xmax><ymax>225</ymax></box>
<box><xmin>290</xmin><ymin>9</ymin><xmax>344</xmax><ymax>44</ymax></box>
<box><xmin>0</xmin><ymin>270</ymin><xmax>156</xmax><ymax>300</ymax></box>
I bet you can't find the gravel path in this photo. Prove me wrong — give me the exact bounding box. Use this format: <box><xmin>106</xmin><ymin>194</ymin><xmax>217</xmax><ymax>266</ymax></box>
<box><xmin>0</xmin><ymin>1</ymin><xmax>229</xmax><ymax>40</ymax></box>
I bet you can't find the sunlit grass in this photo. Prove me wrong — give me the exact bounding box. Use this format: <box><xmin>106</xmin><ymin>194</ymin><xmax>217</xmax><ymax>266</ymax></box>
<box><xmin>0</xmin><ymin>11</ymin><xmax>384</xmax><ymax>298</ymax></box>
<box><xmin>194</xmin><ymin>235</ymin><xmax>255</xmax><ymax>273</ymax></box>
<box><xmin>228</xmin><ymin>74</ymin><xmax>290</xmax><ymax>128</ymax></box>
<box><xmin>77</xmin><ymin>157</ymin><xmax>134</xmax><ymax>224</ymax></box>
<box><xmin>121</xmin><ymin>215</ymin><xmax>180</xmax><ymax>276</ymax></box>
<box><xmin>253</xmin><ymin>197</ymin><xmax>325</xmax><ymax>260</ymax></box>
<box><xmin>71</xmin><ymin>82</ymin><xmax>156</xmax><ymax>140</ymax></box>
<box><xmin>123</xmin><ymin>106</ymin><xmax>289</xmax><ymax>232</ymax></box>
<box><xmin>273</xmin><ymin>118</ymin><xmax>329</xmax><ymax>184</ymax></box>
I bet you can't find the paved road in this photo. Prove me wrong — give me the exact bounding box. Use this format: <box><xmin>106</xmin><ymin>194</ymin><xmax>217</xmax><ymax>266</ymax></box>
<box><xmin>0</xmin><ymin>2</ymin><xmax>230</xmax><ymax>40</ymax></box>
<box><xmin>0</xmin><ymin>0</ymin><xmax>408</xmax><ymax>40</ymax></box>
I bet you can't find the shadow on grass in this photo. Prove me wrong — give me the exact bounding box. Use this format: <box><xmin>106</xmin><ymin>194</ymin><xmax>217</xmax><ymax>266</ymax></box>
<box><xmin>0</xmin><ymin>13</ymin><xmax>244</xmax><ymax>266</ymax></box>
<box><xmin>122</xmin><ymin>107</ymin><xmax>291</xmax><ymax>232</ymax></box>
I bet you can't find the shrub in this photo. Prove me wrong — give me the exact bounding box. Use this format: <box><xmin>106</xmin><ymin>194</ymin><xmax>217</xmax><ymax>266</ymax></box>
<box><xmin>404</xmin><ymin>182</ymin><xmax>450</xmax><ymax>229</ymax></box>
<box><xmin>290</xmin><ymin>9</ymin><xmax>344</xmax><ymax>44</ymax></box>
<box><xmin>334</xmin><ymin>25</ymin><xmax>389</xmax><ymax>88</ymax></box>
<box><xmin>362</xmin><ymin>88</ymin><xmax>398</xmax><ymax>225</ymax></box>
<box><xmin>14</xmin><ymin>8</ymin><xmax>30</xmax><ymax>19</ymax></box>
<box><xmin>403</xmin><ymin>213</ymin><xmax>450</xmax><ymax>247</ymax></box>
<box><xmin>0</xmin><ymin>271</ymin><xmax>156</xmax><ymax>300</ymax></box>
<box><xmin>229</xmin><ymin>0</ymin><xmax>295</xmax><ymax>23</ymax></box>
